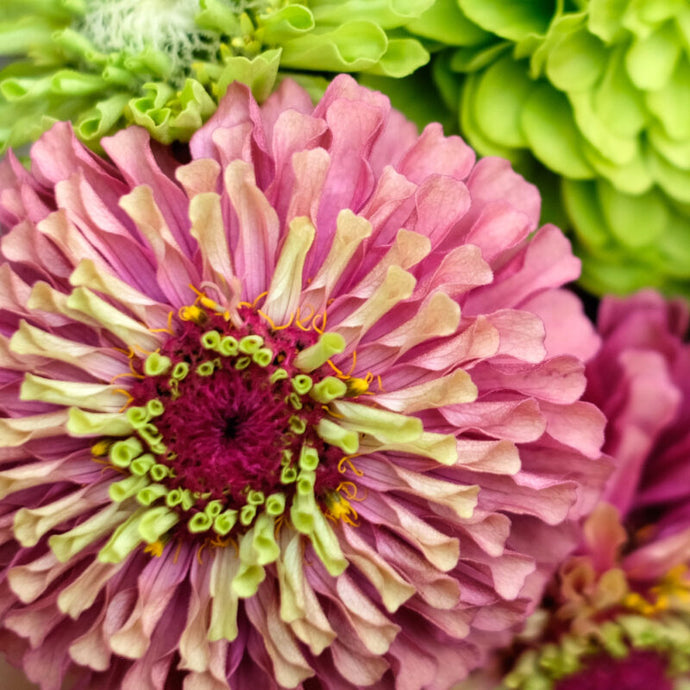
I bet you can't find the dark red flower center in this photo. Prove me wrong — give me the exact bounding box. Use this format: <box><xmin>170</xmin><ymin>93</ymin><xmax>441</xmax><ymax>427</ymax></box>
<box><xmin>126</xmin><ymin>306</ymin><xmax>343</xmax><ymax>524</ymax></box>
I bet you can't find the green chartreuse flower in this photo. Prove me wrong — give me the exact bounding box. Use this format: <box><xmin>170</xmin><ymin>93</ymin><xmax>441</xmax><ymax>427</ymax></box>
<box><xmin>366</xmin><ymin>0</ymin><xmax>690</xmax><ymax>299</ymax></box>
<box><xmin>0</xmin><ymin>0</ymin><xmax>432</xmax><ymax>149</ymax></box>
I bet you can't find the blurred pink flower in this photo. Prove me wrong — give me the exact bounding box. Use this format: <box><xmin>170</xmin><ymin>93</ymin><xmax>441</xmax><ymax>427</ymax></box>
<box><xmin>587</xmin><ymin>291</ymin><xmax>690</xmax><ymax>555</ymax></box>
<box><xmin>0</xmin><ymin>75</ymin><xmax>606</xmax><ymax>689</ymax></box>
<box><xmin>498</xmin><ymin>291</ymin><xmax>690</xmax><ymax>689</ymax></box>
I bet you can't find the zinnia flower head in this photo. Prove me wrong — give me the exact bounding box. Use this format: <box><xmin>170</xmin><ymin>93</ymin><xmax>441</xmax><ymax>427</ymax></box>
<box><xmin>0</xmin><ymin>74</ymin><xmax>608</xmax><ymax>689</ymax></box>
<box><xmin>498</xmin><ymin>291</ymin><xmax>690</xmax><ymax>690</ymax></box>
<box><xmin>0</xmin><ymin>0</ymin><xmax>430</xmax><ymax>151</ymax></box>
<box><xmin>372</xmin><ymin>0</ymin><xmax>690</xmax><ymax>299</ymax></box>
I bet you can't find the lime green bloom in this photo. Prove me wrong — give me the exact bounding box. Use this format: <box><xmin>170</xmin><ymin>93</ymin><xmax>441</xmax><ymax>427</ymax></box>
<box><xmin>369</xmin><ymin>0</ymin><xmax>690</xmax><ymax>299</ymax></box>
<box><xmin>0</xmin><ymin>0</ymin><xmax>431</xmax><ymax>149</ymax></box>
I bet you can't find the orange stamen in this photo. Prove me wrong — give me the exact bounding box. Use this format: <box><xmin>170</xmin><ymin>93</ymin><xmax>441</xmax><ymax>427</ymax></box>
<box><xmin>326</xmin><ymin>359</ymin><xmax>347</xmax><ymax>378</ymax></box>
<box><xmin>272</xmin><ymin>312</ymin><xmax>296</xmax><ymax>331</ymax></box>
<box><xmin>337</xmin><ymin>455</ymin><xmax>364</xmax><ymax>477</ymax></box>
<box><xmin>149</xmin><ymin>310</ymin><xmax>175</xmax><ymax>334</ymax></box>
<box><xmin>295</xmin><ymin>305</ymin><xmax>315</xmax><ymax>331</ymax></box>
<box><xmin>252</xmin><ymin>291</ymin><xmax>269</xmax><ymax>307</ymax></box>
<box><xmin>257</xmin><ymin>309</ymin><xmax>278</xmax><ymax>330</ymax></box>
<box><xmin>346</xmin><ymin>350</ymin><xmax>358</xmax><ymax>376</ymax></box>
<box><xmin>312</xmin><ymin>311</ymin><xmax>327</xmax><ymax>334</ymax></box>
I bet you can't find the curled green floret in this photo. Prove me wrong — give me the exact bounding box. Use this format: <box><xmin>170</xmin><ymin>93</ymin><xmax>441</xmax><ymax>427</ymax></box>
<box><xmin>0</xmin><ymin>0</ymin><xmax>431</xmax><ymax>150</ymax></box>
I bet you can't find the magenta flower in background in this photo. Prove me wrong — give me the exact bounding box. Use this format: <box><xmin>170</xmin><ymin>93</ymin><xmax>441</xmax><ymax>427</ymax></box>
<box><xmin>0</xmin><ymin>74</ymin><xmax>607</xmax><ymax>689</ymax></box>
<box><xmin>500</xmin><ymin>291</ymin><xmax>690</xmax><ymax>689</ymax></box>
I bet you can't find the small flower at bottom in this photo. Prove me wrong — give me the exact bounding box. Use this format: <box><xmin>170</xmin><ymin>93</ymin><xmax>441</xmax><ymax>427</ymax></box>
<box><xmin>0</xmin><ymin>75</ymin><xmax>607</xmax><ymax>689</ymax></box>
<box><xmin>493</xmin><ymin>291</ymin><xmax>690</xmax><ymax>690</ymax></box>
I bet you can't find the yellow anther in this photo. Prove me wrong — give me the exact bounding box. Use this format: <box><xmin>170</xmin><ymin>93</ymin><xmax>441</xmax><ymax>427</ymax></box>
<box><xmin>325</xmin><ymin>492</ymin><xmax>359</xmax><ymax>527</ymax></box>
<box><xmin>144</xmin><ymin>540</ymin><xmax>164</xmax><ymax>558</ymax></box>
<box><xmin>91</xmin><ymin>440</ymin><xmax>111</xmax><ymax>456</ymax></box>
<box><xmin>200</xmin><ymin>295</ymin><xmax>222</xmax><ymax>312</ymax></box>
<box><xmin>346</xmin><ymin>377</ymin><xmax>370</xmax><ymax>396</ymax></box>
<box><xmin>178</xmin><ymin>304</ymin><xmax>206</xmax><ymax>323</ymax></box>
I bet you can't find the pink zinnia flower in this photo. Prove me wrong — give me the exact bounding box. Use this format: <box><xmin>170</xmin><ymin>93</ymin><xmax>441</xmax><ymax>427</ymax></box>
<box><xmin>0</xmin><ymin>75</ymin><xmax>607</xmax><ymax>689</ymax></box>
<box><xmin>500</xmin><ymin>291</ymin><xmax>690</xmax><ymax>689</ymax></box>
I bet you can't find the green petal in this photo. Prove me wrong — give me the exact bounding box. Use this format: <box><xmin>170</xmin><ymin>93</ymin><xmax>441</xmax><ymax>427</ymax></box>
<box><xmin>213</xmin><ymin>48</ymin><xmax>281</xmax><ymax>103</ymax></box>
<box><xmin>256</xmin><ymin>4</ymin><xmax>314</xmax><ymax>43</ymax></box>
<box><xmin>562</xmin><ymin>179</ymin><xmax>611</xmax><ymax>251</ymax></box>
<box><xmin>125</xmin><ymin>78</ymin><xmax>216</xmax><ymax>144</ymax></box>
<box><xmin>332</xmin><ymin>401</ymin><xmax>423</xmax><ymax>444</ymax></box>
<box><xmin>460</xmin><ymin>70</ymin><xmax>525</xmax><ymax>161</ymax></box>
<box><xmin>67</xmin><ymin>408</ymin><xmax>133</xmax><ymax>438</ymax></box>
<box><xmin>365</xmin><ymin>38</ymin><xmax>430</xmax><ymax>79</ymax></box>
<box><xmin>520</xmin><ymin>82</ymin><xmax>595</xmax><ymax>178</ymax></box>
<box><xmin>208</xmin><ymin>547</ymin><xmax>240</xmax><ymax>642</ymax></box>
<box><xmin>305</xmin><ymin>509</ymin><xmax>348</xmax><ymax>576</ymax></box>
<box><xmin>625</xmin><ymin>21</ymin><xmax>680</xmax><ymax>90</ymax></box>
<box><xmin>252</xmin><ymin>512</ymin><xmax>281</xmax><ymax>565</ymax></box>
<box><xmin>138</xmin><ymin>505</ymin><xmax>179</xmax><ymax>543</ymax></box>
<box><xmin>294</xmin><ymin>333</ymin><xmax>345</xmax><ymax>372</ymax></box>
<box><xmin>49</xmin><ymin>503</ymin><xmax>129</xmax><ymax>563</ymax></box>
<box><xmin>569</xmin><ymin>91</ymin><xmax>638</xmax><ymax>166</ymax></box>
<box><xmin>308</xmin><ymin>0</ymin><xmax>434</xmax><ymax>28</ymax></box>
<box><xmin>0</xmin><ymin>18</ymin><xmax>55</xmax><ymax>55</ymax></box>
<box><xmin>405</xmin><ymin>0</ymin><xmax>489</xmax><ymax>46</ymax></box>
<box><xmin>472</xmin><ymin>55</ymin><xmax>533</xmax><ymax>149</ymax></box>
<box><xmin>232</xmin><ymin>529</ymin><xmax>266</xmax><ymax>598</ymax></box>
<box><xmin>315</xmin><ymin>419</ymin><xmax>359</xmax><ymax>454</ymax></box>
<box><xmin>582</xmin><ymin>137</ymin><xmax>653</xmax><ymax>194</ymax></box>
<box><xmin>649</xmin><ymin>122</ymin><xmax>690</xmax><ymax>169</ymax></box>
<box><xmin>648</xmin><ymin>146</ymin><xmax>690</xmax><ymax>203</ymax></box>
<box><xmin>598</xmin><ymin>180</ymin><xmax>669</xmax><ymax>247</ymax></box>
<box><xmin>545</xmin><ymin>21</ymin><xmax>607</xmax><ymax>92</ymax></box>
<box><xmin>49</xmin><ymin>69</ymin><xmax>107</xmax><ymax>96</ymax></box>
<box><xmin>20</xmin><ymin>373</ymin><xmax>124</xmax><ymax>411</ymax></box>
<box><xmin>588</xmin><ymin>0</ymin><xmax>628</xmax><ymax>42</ymax></box>
<box><xmin>448</xmin><ymin>40</ymin><xmax>511</xmax><ymax>73</ymax></box>
<box><xmin>646</xmin><ymin>55</ymin><xmax>690</xmax><ymax>141</ymax></box>
<box><xmin>0</xmin><ymin>74</ymin><xmax>53</xmax><ymax>102</ymax></box>
<box><xmin>98</xmin><ymin>508</ymin><xmax>148</xmax><ymax>563</ymax></box>
<box><xmin>458</xmin><ymin>0</ymin><xmax>557</xmax><ymax>41</ymax></box>
<box><xmin>75</xmin><ymin>92</ymin><xmax>131</xmax><ymax>142</ymax></box>
<box><xmin>591</xmin><ymin>46</ymin><xmax>647</xmax><ymax>139</ymax></box>
<box><xmin>658</xmin><ymin>208</ymin><xmax>690</xmax><ymax>277</ymax></box>
<box><xmin>280</xmin><ymin>21</ymin><xmax>387</xmax><ymax>72</ymax></box>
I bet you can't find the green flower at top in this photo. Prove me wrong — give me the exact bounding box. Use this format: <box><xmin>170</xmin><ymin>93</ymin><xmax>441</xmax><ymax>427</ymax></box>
<box><xmin>366</xmin><ymin>0</ymin><xmax>690</xmax><ymax>299</ymax></box>
<box><xmin>0</xmin><ymin>0</ymin><xmax>431</xmax><ymax>149</ymax></box>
